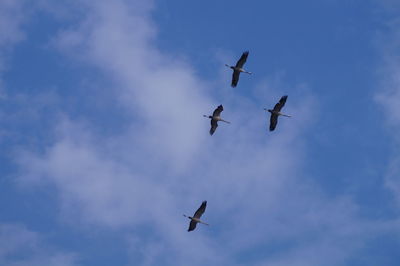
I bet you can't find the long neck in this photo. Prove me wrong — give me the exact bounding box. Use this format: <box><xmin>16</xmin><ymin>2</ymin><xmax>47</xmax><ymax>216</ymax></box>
<box><xmin>225</xmin><ymin>64</ymin><xmax>235</xmax><ymax>70</ymax></box>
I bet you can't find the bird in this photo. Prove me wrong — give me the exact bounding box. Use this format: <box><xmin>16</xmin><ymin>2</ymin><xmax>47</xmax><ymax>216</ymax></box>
<box><xmin>265</xmin><ymin>95</ymin><xmax>291</xmax><ymax>131</ymax></box>
<box><xmin>225</xmin><ymin>51</ymin><xmax>252</xmax><ymax>87</ymax></box>
<box><xmin>204</xmin><ymin>105</ymin><xmax>230</xmax><ymax>135</ymax></box>
<box><xmin>183</xmin><ymin>201</ymin><xmax>209</xmax><ymax>232</ymax></box>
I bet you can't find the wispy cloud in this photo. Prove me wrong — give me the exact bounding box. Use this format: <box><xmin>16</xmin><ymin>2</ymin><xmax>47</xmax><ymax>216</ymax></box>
<box><xmin>374</xmin><ymin>3</ymin><xmax>400</xmax><ymax>207</ymax></box>
<box><xmin>0</xmin><ymin>0</ymin><xmax>29</xmax><ymax>97</ymax></box>
<box><xmin>0</xmin><ymin>223</ymin><xmax>77</xmax><ymax>266</ymax></box>
<box><xmin>0</xmin><ymin>0</ymin><xmax>27</xmax><ymax>50</ymax></box>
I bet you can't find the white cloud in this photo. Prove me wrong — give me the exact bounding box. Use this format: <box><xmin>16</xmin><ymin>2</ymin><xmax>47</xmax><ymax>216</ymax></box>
<box><xmin>0</xmin><ymin>0</ymin><xmax>27</xmax><ymax>49</ymax></box>
<box><xmin>0</xmin><ymin>0</ymin><xmax>29</xmax><ymax>97</ymax></box>
<box><xmin>375</xmin><ymin>4</ymin><xmax>400</xmax><ymax>207</ymax></box>
<box><xmin>378</xmin><ymin>0</ymin><xmax>400</xmax><ymax>11</ymax></box>
<box><xmin>13</xmin><ymin>0</ymin><xmax>396</xmax><ymax>265</ymax></box>
<box><xmin>0</xmin><ymin>223</ymin><xmax>77</xmax><ymax>266</ymax></box>
<box><xmin>385</xmin><ymin>157</ymin><xmax>400</xmax><ymax>205</ymax></box>
<box><xmin>52</xmin><ymin>0</ymin><xmax>216</xmax><ymax>169</ymax></box>
<box><xmin>375</xmin><ymin>23</ymin><xmax>400</xmax><ymax>129</ymax></box>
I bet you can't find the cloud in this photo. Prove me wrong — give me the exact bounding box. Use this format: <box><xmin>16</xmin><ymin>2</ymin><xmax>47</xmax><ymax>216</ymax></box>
<box><xmin>0</xmin><ymin>223</ymin><xmax>77</xmax><ymax>266</ymax></box>
<box><xmin>0</xmin><ymin>0</ymin><xmax>29</xmax><ymax>97</ymax></box>
<box><xmin>378</xmin><ymin>0</ymin><xmax>400</xmax><ymax>11</ymax></box>
<box><xmin>0</xmin><ymin>0</ymin><xmax>27</xmax><ymax>50</ymax></box>
<box><xmin>385</xmin><ymin>157</ymin><xmax>400</xmax><ymax>205</ymax></box>
<box><xmin>375</xmin><ymin>22</ymin><xmax>400</xmax><ymax>129</ymax></box>
<box><xmin>12</xmin><ymin>0</ymin><xmax>398</xmax><ymax>265</ymax></box>
<box><xmin>374</xmin><ymin>4</ymin><xmax>400</xmax><ymax>207</ymax></box>
<box><xmin>52</xmin><ymin>0</ymin><xmax>217</xmax><ymax>169</ymax></box>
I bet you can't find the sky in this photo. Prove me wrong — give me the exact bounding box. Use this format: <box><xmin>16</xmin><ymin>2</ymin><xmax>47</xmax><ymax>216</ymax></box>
<box><xmin>1</xmin><ymin>0</ymin><xmax>400</xmax><ymax>265</ymax></box>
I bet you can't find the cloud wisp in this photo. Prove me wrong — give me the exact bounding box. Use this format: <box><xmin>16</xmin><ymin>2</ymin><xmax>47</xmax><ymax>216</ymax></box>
<box><xmin>0</xmin><ymin>223</ymin><xmax>77</xmax><ymax>266</ymax></box>
<box><xmin>0</xmin><ymin>0</ymin><xmax>30</xmax><ymax>97</ymax></box>
<box><xmin>375</xmin><ymin>3</ymin><xmax>400</xmax><ymax>208</ymax></box>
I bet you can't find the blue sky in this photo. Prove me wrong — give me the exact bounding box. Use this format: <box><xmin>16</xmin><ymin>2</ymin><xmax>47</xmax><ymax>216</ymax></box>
<box><xmin>1</xmin><ymin>0</ymin><xmax>400</xmax><ymax>265</ymax></box>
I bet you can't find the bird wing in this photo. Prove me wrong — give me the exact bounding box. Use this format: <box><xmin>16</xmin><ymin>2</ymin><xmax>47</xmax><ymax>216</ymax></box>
<box><xmin>235</xmin><ymin>51</ymin><xmax>249</xmax><ymax>68</ymax></box>
<box><xmin>193</xmin><ymin>201</ymin><xmax>207</xmax><ymax>219</ymax></box>
<box><xmin>212</xmin><ymin>105</ymin><xmax>223</xmax><ymax>117</ymax></box>
<box><xmin>210</xmin><ymin>119</ymin><xmax>218</xmax><ymax>135</ymax></box>
<box><xmin>269</xmin><ymin>114</ymin><xmax>278</xmax><ymax>131</ymax></box>
<box><xmin>273</xmin><ymin>95</ymin><xmax>288</xmax><ymax>112</ymax></box>
<box><xmin>231</xmin><ymin>70</ymin><xmax>240</xmax><ymax>88</ymax></box>
<box><xmin>188</xmin><ymin>220</ymin><xmax>197</xmax><ymax>232</ymax></box>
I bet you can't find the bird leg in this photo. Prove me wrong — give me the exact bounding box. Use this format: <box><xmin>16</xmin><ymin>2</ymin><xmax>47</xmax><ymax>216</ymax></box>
<box><xmin>220</xmin><ymin>119</ymin><xmax>231</xmax><ymax>124</ymax></box>
<box><xmin>198</xmin><ymin>220</ymin><xmax>209</xmax><ymax>226</ymax></box>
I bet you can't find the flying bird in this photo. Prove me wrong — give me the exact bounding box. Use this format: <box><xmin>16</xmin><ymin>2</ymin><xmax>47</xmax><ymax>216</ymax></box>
<box><xmin>225</xmin><ymin>51</ymin><xmax>252</xmax><ymax>87</ymax></box>
<box><xmin>183</xmin><ymin>201</ymin><xmax>209</xmax><ymax>232</ymax></box>
<box><xmin>265</xmin><ymin>95</ymin><xmax>291</xmax><ymax>131</ymax></box>
<box><xmin>204</xmin><ymin>105</ymin><xmax>230</xmax><ymax>135</ymax></box>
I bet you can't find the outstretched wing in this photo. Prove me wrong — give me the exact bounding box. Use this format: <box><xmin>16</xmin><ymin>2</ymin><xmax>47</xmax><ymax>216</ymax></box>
<box><xmin>210</xmin><ymin>120</ymin><xmax>218</xmax><ymax>135</ymax></box>
<box><xmin>231</xmin><ymin>70</ymin><xmax>240</xmax><ymax>88</ymax></box>
<box><xmin>269</xmin><ymin>114</ymin><xmax>278</xmax><ymax>131</ymax></box>
<box><xmin>193</xmin><ymin>201</ymin><xmax>207</xmax><ymax>219</ymax></box>
<box><xmin>212</xmin><ymin>105</ymin><xmax>223</xmax><ymax>117</ymax></box>
<box><xmin>188</xmin><ymin>220</ymin><xmax>197</xmax><ymax>232</ymax></box>
<box><xmin>273</xmin><ymin>95</ymin><xmax>288</xmax><ymax>112</ymax></box>
<box><xmin>235</xmin><ymin>51</ymin><xmax>249</xmax><ymax>68</ymax></box>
